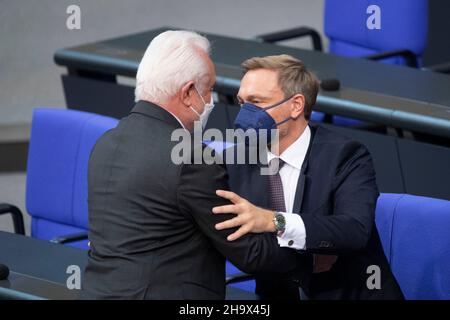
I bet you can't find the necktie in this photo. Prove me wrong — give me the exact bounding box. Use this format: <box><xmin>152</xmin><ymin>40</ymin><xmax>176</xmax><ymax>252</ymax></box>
<box><xmin>268</xmin><ymin>158</ymin><xmax>286</xmax><ymax>212</ymax></box>
<box><xmin>268</xmin><ymin>157</ymin><xmax>337</xmax><ymax>274</ymax></box>
<box><xmin>261</xmin><ymin>158</ymin><xmax>303</xmax><ymax>299</ymax></box>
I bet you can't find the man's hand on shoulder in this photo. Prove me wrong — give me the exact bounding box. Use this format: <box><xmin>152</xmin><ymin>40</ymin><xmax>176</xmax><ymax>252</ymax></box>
<box><xmin>213</xmin><ymin>190</ymin><xmax>276</xmax><ymax>241</ymax></box>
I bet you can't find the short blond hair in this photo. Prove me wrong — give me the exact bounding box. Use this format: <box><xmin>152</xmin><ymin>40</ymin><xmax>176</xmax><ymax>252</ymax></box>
<box><xmin>241</xmin><ymin>54</ymin><xmax>319</xmax><ymax>120</ymax></box>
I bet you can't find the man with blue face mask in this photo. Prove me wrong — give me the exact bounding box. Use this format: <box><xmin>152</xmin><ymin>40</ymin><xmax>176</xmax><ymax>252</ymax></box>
<box><xmin>213</xmin><ymin>54</ymin><xmax>404</xmax><ymax>300</ymax></box>
<box><xmin>233</xmin><ymin>94</ymin><xmax>294</xmax><ymax>145</ymax></box>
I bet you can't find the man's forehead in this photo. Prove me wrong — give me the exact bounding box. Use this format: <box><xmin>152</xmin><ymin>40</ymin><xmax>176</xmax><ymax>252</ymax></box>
<box><xmin>239</xmin><ymin>69</ymin><xmax>281</xmax><ymax>97</ymax></box>
<box><xmin>243</xmin><ymin>69</ymin><xmax>279</xmax><ymax>84</ymax></box>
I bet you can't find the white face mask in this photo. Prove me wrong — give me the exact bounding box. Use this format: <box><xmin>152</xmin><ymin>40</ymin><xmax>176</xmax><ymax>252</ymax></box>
<box><xmin>190</xmin><ymin>86</ymin><xmax>215</xmax><ymax>129</ymax></box>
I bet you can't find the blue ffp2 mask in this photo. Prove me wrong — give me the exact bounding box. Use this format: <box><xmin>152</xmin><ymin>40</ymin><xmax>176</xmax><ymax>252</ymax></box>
<box><xmin>233</xmin><ymin>96</ymin><xmax>293</xmax><ymax>144</ymax></box>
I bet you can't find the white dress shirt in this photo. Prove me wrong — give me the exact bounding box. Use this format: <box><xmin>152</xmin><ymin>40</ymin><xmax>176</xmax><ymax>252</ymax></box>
<box><xmin>267</xmin><ymin>126</ymin><xmax>311</xmax><ymax>250</ymax></box>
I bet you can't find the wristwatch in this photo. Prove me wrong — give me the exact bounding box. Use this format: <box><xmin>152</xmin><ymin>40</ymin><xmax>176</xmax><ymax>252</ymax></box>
<box><xmin>273</xmin><ymin>212</ymin><xmax>286</xmax><ymax>236</ymax></box>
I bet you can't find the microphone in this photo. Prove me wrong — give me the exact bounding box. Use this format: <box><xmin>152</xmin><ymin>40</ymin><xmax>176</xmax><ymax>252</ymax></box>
<box><xmin>320</xmin><ymin>78</ymin><xmax>341</xmax><ymax>91</ymax></box>
<box><xmin>0</xmin><ymin>264</ymin><xmax>10</xmax><ymax>280</ymax></box>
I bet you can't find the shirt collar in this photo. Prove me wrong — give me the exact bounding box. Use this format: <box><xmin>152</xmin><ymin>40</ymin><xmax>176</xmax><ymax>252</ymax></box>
<box><xmin>267</xmin><ymin>125</ymin><xmax>311</xmax><ymax>170</ymax></box>
<box><xmin>166</xmin><ymin>110</ymin><xmax>186</xmax><ymax>129</ymax></box>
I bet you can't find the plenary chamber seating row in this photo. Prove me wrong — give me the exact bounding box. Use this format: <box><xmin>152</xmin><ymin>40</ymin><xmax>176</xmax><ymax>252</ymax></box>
<box><xmin>1</xmin><ymin>108</ymin><xmax>449</xmax><ymax>299</ymax></box>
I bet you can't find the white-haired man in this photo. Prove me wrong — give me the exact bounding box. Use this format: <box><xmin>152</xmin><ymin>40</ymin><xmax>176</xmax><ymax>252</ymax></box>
<box><xmin>81</xmin><ymin>30</ymin><xmax>303</xmax><ymax>300</ymax></box>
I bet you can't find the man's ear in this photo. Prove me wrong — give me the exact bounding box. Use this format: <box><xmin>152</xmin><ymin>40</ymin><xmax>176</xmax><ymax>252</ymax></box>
<box><xmin>180</xmin><ymin>81</ymin><xmax>195</xmax><ymax>107</ymax></box>
<box><xmin>290</xmin><ymin>93</ymin><xmax>305</xmax><ymax>119</ymax></box>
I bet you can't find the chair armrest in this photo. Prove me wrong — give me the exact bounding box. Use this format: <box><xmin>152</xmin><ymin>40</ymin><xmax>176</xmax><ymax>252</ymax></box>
<box><xmin>0</xmin><ymin>203</ymin><xmax>25</xmax><ymax>235</ymax></box>
<box><xmin>50</xmin><ymin>231</ymin><xmax>88</xmax><ymax>244</ymax></box>
<box><xmin>425</xmin><ymin>61</ymin><xmax>450</xmax><ymax>74</ymax></box>
<box><xmin>255</xmin><ymin>26</ymin><xmax>323</xmax><ymax>51</ymax></box>
<box><xmin>226</xmin><ymin>272</ymin><xmax>255</xmax><ymax>285</ymax></box>
<box><xmin>363</xmin><ymin>49</ymin><xmax>418</xmax><ymax>68</ymax></box>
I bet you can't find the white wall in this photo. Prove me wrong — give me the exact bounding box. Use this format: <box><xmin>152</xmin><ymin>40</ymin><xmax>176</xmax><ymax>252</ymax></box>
<box><xmin>0</xmin><ymin>0</ymin><xmax>325</xmax><ymax>123</ymax></box>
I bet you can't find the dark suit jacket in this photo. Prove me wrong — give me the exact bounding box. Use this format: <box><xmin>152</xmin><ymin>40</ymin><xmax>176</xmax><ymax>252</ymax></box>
<box><xmin>227</xmin><ymin>124</ymin><xmax>404</xmax><ymax>300</ymax></box>
<box><xmin>80</xmin><ymin>101</ymin><xmax>303</xmax><ymax>300</ymax></box>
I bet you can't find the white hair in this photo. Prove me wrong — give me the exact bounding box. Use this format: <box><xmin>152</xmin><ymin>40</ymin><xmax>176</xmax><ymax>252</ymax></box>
<box><xmin>135</xmin><ymin>30</ymin><xmax>211</xmax><ymax>103</ymax></box>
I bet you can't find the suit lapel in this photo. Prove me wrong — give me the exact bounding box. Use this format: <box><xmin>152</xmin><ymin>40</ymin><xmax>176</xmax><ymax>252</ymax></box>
<box><xmin>292</xmin><ymin>125</ymin><xmax>317</xmax><ymax>214</ymax></box>
<box><xmin>293</xmin><ymin>170</ymin><xmax>307</xmax><ymax>214</ymax></box>
<box><xmin>239</xmin><ymin>124</ymin><xmax>319</xmax><ymax>213</ymax></box>
<box><xmin>250</xmin><ymin>164</ymin><xmax>270</xmax><ymax>209</ymax></box>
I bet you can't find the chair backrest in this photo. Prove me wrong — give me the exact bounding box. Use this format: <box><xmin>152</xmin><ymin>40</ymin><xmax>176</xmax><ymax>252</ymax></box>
<box><xmin>26</xmin><ymin>108</ymin><xmax>118</xmax><ymax>248</ymax></box>
<box><xmin>324</xmin><ymin>0</ymin><xmax>428</xmax><ymax>66</ymax></box>
<box><xmin>376</xmin><ymin>193</ymin><xmax>450</xmax><ymax>299</ymax></box>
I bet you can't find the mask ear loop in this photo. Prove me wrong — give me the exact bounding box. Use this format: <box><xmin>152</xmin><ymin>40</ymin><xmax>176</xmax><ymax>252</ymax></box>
<box><xmin>262</xmin><ymin>95</ymin><xmax>294</xmax><ymax>128</ymax></box>
<box><xmin>189</xmin><ymin>85</ymin><xmax>206</xmax><ymax>120</ymax></box>
<box><xmin>272</xmin><ymin>117</ymin><xmax>292</xmax><ymax>127</ymax></box>
<box><xmin>263</xmin><ymin>95</ymin><xmax>294</xmax><ymax>111</ymax></box>
<box><xmin>189</xmin><ymin>105</ymin><xmax>201</xmax><ymax>118</ymax></box>
<box><xmin>194</xmin><ymin>85</ymin><xmax>207</xmax><ymax>106</ymax></box>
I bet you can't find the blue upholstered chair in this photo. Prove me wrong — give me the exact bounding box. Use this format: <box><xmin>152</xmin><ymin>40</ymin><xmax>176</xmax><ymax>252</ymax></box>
<box><xmin>256</xmin><ymin>0</ymin><xmax>428</xmax><ymax>126</ymax></box>
<box><xmin>226</xmin><ymin>260</ymin><xmax>256</xmax><ymax>293</ymax></box>
<box><xmin>325</xmin><ymin>0</ymin><xmax>428</xmax><ymax>67</ymax></box>
<box><xmin>0</xmin><ymin>108</ymin><xmax>118</xmax><ymax>249</ymax></box>
<box><xmin>309</xmin><ymin>111</ymin><xmax>326</xmax><ymax>123</ymax></box>
<box><xmin>227</xmin><ymin>193</ymin><xmax>450</xmax><ymax>299</ymax></box>
<box><xmin>258</xmin><ymin>0</ymin><xmax>428</xmax><ymax>66</ymax></box>
<box><xmin>376</xmin><ymin>193</ymin><xmax>450</xmax><ymax>300</ymax></box>
<box><xmin>27</xmin><ymin>108</ymin><xmax>118</xmax><ymax>249</ymax></box>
